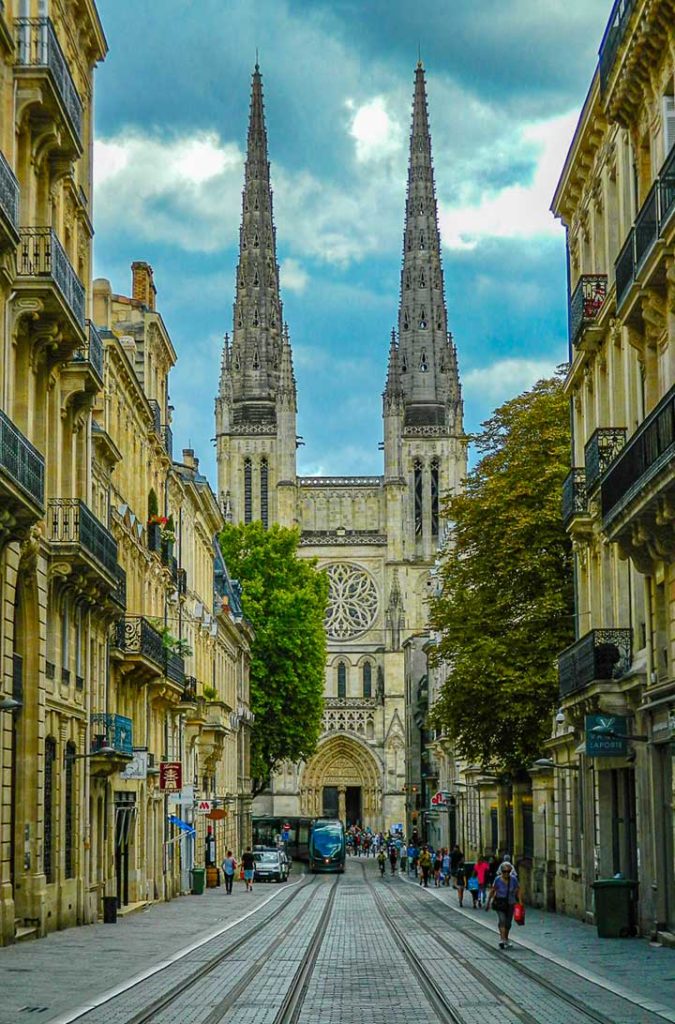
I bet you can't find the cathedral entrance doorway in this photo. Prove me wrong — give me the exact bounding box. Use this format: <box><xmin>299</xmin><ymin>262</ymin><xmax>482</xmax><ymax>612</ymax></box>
<box><xmin>301</xmin><ymin>736</ymin><xmax>382</xmax><ymax>829</ymax></box>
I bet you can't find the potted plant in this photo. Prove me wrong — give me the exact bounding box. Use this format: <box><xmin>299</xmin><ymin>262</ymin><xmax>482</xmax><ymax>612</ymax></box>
<box><xmin>203</xmin><ymin>684</ymin><xmax>217</xmax><ymax>701</ymax></box>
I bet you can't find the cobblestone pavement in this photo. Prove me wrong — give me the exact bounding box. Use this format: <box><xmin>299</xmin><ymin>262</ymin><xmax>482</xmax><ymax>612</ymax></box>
<box><xmin>0</xmin><ymin>860</ymin><xmax>673</xmax><ymax>1024</ymax></box>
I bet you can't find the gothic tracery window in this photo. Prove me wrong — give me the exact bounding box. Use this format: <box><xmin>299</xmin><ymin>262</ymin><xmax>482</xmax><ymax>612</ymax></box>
<box><xmin>337</xmin><ymin>661</ymin><xmax>346</xmax><ymax>699</ymax></box>
<box><xmin>363</xmin><ymin>662</ymin><xmax>372</xmax><ymax>699</ymax></box>
<box><xmin>244</xmin><ymin>458</ymin><xmax>252</xmax><ymax>524</ymax></box>
<box><xmin>414</xmin><ymin>458</ymin><xmax>423</xmax><ymax>536</ymax></box>
<box><xmin>324</xmin><ymin>563</ymin><xmax>379</xmax><ymax>640</ymax></box>
<box><xmin>431</xmin><ymin>457</ymin><xmax>440</xmax><ymax>537</ymax></box>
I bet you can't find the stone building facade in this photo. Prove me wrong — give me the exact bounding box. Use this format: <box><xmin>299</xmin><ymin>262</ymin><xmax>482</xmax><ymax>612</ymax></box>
<box><xmin>550</xmin><ymin>0</ymin><xmax>675</xmax><ymax>936</ymax></box>
<box><xmin>0</xmin><ymin>1</ymin><xmax>252</xmax><ymax>944</ymax></box>
<box><xmin>215</xmin><ymin>63</ymin><xmax>466</xmax><ymax>830</ymax></box>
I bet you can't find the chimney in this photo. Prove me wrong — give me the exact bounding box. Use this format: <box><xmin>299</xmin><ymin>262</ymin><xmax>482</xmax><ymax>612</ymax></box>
<box><xmin>131</xmin><ymin>261</ymin><xmax>156</xmax><ymax>310</ymax></box>
<box><xmin>183</xmin><ymin>448</ymin><xmax>196</xmax><ymax>470</ymax></box>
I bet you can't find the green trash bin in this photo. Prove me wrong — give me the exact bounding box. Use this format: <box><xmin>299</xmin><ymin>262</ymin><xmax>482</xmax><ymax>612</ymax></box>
<box><xmin>592</xmin><ymin>879</ymin><xmax>637</xmax><ymax>937</ymax></box>
<box><xmin>191</xmin><ymin>867</ymin><xmax>206</xmax><ymax>895</ymax></box>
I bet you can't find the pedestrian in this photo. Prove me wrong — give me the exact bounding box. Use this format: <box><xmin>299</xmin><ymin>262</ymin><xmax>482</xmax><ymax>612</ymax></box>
<box><xmin>389</xmin><ymin>843</ymin><xmax>398</xmax><ymax>874</ymax></box>
<box><xmin>442</xmin><ymin>848</ymin><xmax>451</xmax><ymax>886</ymax></box>
<box><xmin>486</xmin><ymin>861</ymin><xmax>521</xmax><ymax>949</ymax></box>
<box><xmin>222</xmin><ymin>849</ymin><xmax>237</xmax><ymax>895</ymax></box>
<box><xmin>474</xmin><ymin>853</ymin><xmax>490</xmax><ymax>907</ymax></box>
<box><xmin>407</xmin><ymin>842</ymin><xmax>416</xmax><ymax>876</ymax></box>
<box><xmin>449</xmin><ymin>843</ymin><xmax>463</xmax><ymax>880</ymax></box>
<box><xmin>467</xmin><ymin>869</ymin><xmax>480</xmax><ymax>908</ymax></box>
<box><xmin>419</xmin><ymin>845</ymin><xmax>432</xmax><ymax>887</ymax></box>
<box><xmin>377</xmin><ymin>848</ymin><xmax>386</xmax><ymax>876</ymax></box>
<box><xmin>241</xmin><ymin>846</ymin><xmax>256</xmax><ymax>892</ymax></box>
<box><xmin>455</xmin><ymin>861</ymin><xmax>466</xmax><ymax>906</ymax></box>
<box><xmin>400</xmin><ymin>845</ymin><xmax>408</xmax><ymax>874</ymax></box>
<box><xmin>433</xmin><ymin>849</ymin><xmax>443</xmax><ymax>887</ymax></box>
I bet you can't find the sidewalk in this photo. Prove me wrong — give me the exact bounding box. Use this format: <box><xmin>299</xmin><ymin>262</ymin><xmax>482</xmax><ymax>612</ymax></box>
<box><xmin>403</xmin><ymin>873</ymin><xmax>675</xmax><ymax>1019</ymax></box>
<box><xmin>0</xmin><ymin>878</ymin><xmax>298</xmax><ymax>1024</ymax></box>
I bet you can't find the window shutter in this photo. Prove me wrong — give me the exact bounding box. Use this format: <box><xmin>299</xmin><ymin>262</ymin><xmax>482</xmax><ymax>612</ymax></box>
<box><xmin>663</xmin><ymin>96</ymin><xmax>675</xmax><ymax>157</ymax></box>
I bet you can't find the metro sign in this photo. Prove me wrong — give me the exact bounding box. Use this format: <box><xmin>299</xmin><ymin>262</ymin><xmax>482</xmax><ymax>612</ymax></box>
<box><xmin>196</xmin><ymin>800</ymin><xmax>213</xmax><ymax>814</ymax></box>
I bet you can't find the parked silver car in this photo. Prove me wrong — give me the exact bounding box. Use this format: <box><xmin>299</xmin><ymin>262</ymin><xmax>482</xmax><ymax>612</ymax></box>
<box><xmin>253</xmin><ymin>848</ymin><xmax>288</xmax><ymax>883</ymax></box>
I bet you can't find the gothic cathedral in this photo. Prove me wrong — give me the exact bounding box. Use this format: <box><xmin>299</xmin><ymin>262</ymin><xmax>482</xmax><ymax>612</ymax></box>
<box><xmin>215</xmin><ymin>62</ymin><xmax>466</xmax><ymax>831</ymax></box>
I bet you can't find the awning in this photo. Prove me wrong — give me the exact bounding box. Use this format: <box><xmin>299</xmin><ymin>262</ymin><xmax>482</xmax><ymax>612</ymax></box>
<box><xmin>168</xmin><ymin>815</ymin><xmax>196</xmax><ymax>836</ymax></box>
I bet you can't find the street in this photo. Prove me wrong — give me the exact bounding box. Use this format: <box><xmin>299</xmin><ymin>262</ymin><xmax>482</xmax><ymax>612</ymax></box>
<box><xmin>0</xmin><ymin>859</ymin><xmax>672</xmax><ymax>1024</ymax></box>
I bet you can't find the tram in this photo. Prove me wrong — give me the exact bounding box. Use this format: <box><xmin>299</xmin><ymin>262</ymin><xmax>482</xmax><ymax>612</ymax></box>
<box><xmin>308</xmin><ymin>818</ymin><xmax>346</xmax><ymax>873</ymax></box>
<box><xmin>252</xmin><ymin>816</ymin><xmax>313</xmax><ymax>861</ymax></box>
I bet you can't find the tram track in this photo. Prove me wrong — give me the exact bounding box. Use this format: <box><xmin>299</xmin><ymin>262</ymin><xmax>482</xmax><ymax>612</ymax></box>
<box><xmin>378</xmin><ymin>867</ymin><xmax>670</xmax><ymax>1024</ymax></box>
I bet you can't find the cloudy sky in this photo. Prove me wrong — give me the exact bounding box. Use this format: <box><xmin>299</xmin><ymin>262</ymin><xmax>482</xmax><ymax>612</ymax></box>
<box><xmin>93</xmin><ymin>0</ymin><xmax>609</xmax><ymax>480</ymax></box>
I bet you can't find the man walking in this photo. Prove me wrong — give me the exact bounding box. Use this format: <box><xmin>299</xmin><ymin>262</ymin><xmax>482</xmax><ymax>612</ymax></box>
<box><xmin>241</xmin><ymin>847</ymin><xmax>256</xmax><ymax>892</ymax></box>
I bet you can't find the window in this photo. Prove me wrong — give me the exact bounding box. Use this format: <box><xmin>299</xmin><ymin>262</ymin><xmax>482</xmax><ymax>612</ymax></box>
<box><xmin>431</xmin><ymin>458</ymin><xmax>439</xmax><ymax>537</ymax></box>
<box><xmin>419</xmin><ymin>311</ymin><xmax>427</xmax><ymax>330</ymax></box>
<box><xmin>61</xmin><ymin>596</ymin><xmax>70</xmax><ymax>684</ymax></box>
<box><xmin>363</xmin><ymin>662</ymin><xmax>372</xmax><ymax>698</ymax></box>
<box><xmin>244</xmin><ymin>458</ymin><xmax>252</xmax><ymax>524</ymax></box>
<box><xmin>414</xmin><ymin>459</ymin><xmax>423</xmax><ymax>536</ymax></box>
<box><xmin>337</xmin><ymin>662</ymin><xmax>346</xmax><ymax>699</ymax></box>
<box><xmin>663</xmin><ymin>95</ymin><xmax>675</xmax><ymax>157</ymax></box>
<box><xmin>419</xmin><ymin>349</ymin><xmax>428</xmax><ymax>371</ymax></box>
<box><xmin>260</xmin><ymin>458</ymin><xmax>269</xmax><ymax>530</ymax></box>
<box><xmin>65</xmin><ymin>742</ymin><xmax>76</xmax><ymax>878</ymax></box>
<box><xmin>44</xmin><ymin>738</ymin><xmax>56</xmax><ymax>883</ymax></box>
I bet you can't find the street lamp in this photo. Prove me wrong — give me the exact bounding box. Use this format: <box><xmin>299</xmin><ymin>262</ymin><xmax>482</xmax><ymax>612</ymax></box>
<box><xmin>533</xmin><ymin>758</ymin><xmax>580</xmax><ymax>771</ymax></box>
<box><xmin>0</xmin><ymin>697</ymin><xmax>21</xmax><ymax>712</ymax></box>
<box><xmin>589</xmin><ymin>724</ymin><xmax>649</xmax><ymax>742</ymax></box>
<box><xmin>64</xmin><ymin>745</ymin><xmax>116</xmax><ymax>765</ymax></box>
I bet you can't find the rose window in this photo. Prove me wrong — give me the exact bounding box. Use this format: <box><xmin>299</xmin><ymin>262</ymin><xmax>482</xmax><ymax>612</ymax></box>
<box><xmin>324</xmin><ymin>563</ymin><xmax>378</xmax><ymax>640</ymax></box>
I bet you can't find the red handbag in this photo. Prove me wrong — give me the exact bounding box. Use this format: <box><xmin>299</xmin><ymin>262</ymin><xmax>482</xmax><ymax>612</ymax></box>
<box><xmin>513</xmin><ymin>902</ymin><xmax>525</xmax><ymax>926</ymax></box>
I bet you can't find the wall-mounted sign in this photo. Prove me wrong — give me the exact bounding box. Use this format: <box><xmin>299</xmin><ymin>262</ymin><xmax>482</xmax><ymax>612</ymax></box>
<box><xmin>159</xmin><ymin>761</ymin><xmax>182</xmax><ymax>792</ymax></box>
<box><xmin>585</xmin><ymin>714</ymin><xmax>628</xmax><ymax>757</ymax></box>
<box><xmin>120</xmin><ymin>749</ymin><xmax>148</xmax><ymax>780</ymax></box>
<box><xmin>196</xmin><ymin>800</ymin><xmax>213</xmax><ymax>814</ymax></box>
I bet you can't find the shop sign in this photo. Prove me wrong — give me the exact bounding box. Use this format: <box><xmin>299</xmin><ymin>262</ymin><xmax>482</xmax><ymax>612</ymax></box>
<box><xmin>585</xmin><ymin>715</ymin><xmax>627</xmax><ymax>756</ymax></box>
<box><xmin>120</xmin><ymin>749</ymin><xmax>148</xmax><ymax>780</ymax></box>
<box><xmin>159</xmin><ymin>761</ymin><xmax>182</xmax><ymax>792</ymax></box>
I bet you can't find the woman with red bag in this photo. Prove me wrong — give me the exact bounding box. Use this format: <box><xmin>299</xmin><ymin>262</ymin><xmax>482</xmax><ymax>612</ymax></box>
<box><xmin>485</xmin><ymin>862</ymin><xmax>521</xmax><ymax>949</ymax></box>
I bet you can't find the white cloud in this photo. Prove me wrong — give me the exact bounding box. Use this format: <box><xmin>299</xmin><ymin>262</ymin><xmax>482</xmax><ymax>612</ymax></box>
<box><xmin>439</xmin><ymin>111</ymin><xmax>577</xmax><ymax>250</ymax></box>
<box><xmin>463</xmin><ymin>358</ymin><xmax>558</xmax><ymax>403</ymax></box>
<box><xmin>347</xmin><ymin>96</ymin><xmax>404</xmax><ymax>163</ymax></box>
<box><xmin>279</xmin><ymin>258</ymin><xmax>309</xmax><ymax>293</ymax></box>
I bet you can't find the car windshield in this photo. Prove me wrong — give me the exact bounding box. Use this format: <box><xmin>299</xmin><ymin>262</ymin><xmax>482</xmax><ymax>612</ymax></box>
<box><xmin>257</xmin><ymin>852</ymin><xmax>279</xmax><ymax>864</ymax></box>
<box><xmin>313</xmin><ymin>828</ymin><xmax>342</xmax><ymax>857</ymax></box>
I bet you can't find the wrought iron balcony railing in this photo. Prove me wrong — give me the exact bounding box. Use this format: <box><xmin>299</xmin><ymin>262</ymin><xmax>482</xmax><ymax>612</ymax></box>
<box><xmin>162</xmin><ymin>423</ymin><xmax>173</xmax><ymax>459</ymax></box>
<box><xmin>615</xmin><ymin>228</ymin><xmax>635</xmax><ymax>311</ymax></box>
<box><xmin>111</xmin><ymin>563</ymin><xmax>126</xmax><ymax>609</ymax></box>
<box><xmin>584</xmin><ymin>428</ymin><xmax>627</xmax><ymax>493</ymax></box>
<box><xmin>17</xmin><ymin>227</ymin><xmax>85</xmax><ymax>326</ymax></box>
<box><xmin>164</xmin><ymin>650</ymin><xmax>185</xmax><ymax>686</ymax></box>
<box><xmin>71</xmin><ymin>320</ymin><xmax>103</xmax><ymax>379</ymax></box>
<box><xmin>148</xmin><ymin>398</ymin><xmax>162</xmax><ymax>434</ymax></box>
<box><xmin>177</xmin><ymin>567</ymin><xmax>187</xmax><ymax>597</ymax></box>
<box><xmin>0</xmin><ymin>150</ymin><xmax>19</xmax><ymax>246</ymax></box>
<box><xmin>48</xmin><ymin>499</ymin><xmax>118</xmax><ymax>576</ymax></box>
<box><xmin>0</xmin><ymin>408</ymin><xmax>45</xmax><ymax>509</ymax></box>
<box><xmin>635</xmin><ymin>182</ymin><xmax>659</xmax><ymax>271</ymax></box>
<box><xmin>15</xmin><ymin>17</ymin><xmax>83</xmax><ymax>142</ymax></box>
<box><xmin>558</xmin><ymin>628</ymin><xmax>632</xmax><ymax>698</ymax></box>
<box><xmin>90</xmin><ymin>713</ymin><xmax>133</xmax><ymax>756</ymax></box>
<box><xmin>661</xmin><ymin>144</ymin><xmax>675</xmax><ymax>230</ymax></box>
<box><xmin>562</xmin><ymin>468</ymin><xmax>588</xmax><ymax>527</ymax></box>
<box><xmin>598</xmin><ymin>0</ymin><xmax>637</xmax><ymax>95</ymax></box>
<box><xmin>182</xmin><ymin>676</ymin><xmax>198</xmax><ymax>702</ymax></box>
<box><xmin>601</xmin><ymin>383</ymin><xmax>675</xmax><ymax>529</ymax></box>
<box><xmin>114</xmin><ymin>616</ymin><xmax>164</xmax><ymax>670</ymax></box>
<box><xmin>568</xmin><ymin>274</ymin><xmax>607</xmax><ymax>348</ymax></box>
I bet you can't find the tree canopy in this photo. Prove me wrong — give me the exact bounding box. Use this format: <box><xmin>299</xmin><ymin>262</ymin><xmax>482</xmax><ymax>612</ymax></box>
<box><xmin>428</xmin><ymin>371</ymin><xmax>574</xmax><ymax>770</ymax></box>
<box><xmin>218</xmin><ymin>522</ymin><xmax>328</xmax><ymax>794</ymax></box>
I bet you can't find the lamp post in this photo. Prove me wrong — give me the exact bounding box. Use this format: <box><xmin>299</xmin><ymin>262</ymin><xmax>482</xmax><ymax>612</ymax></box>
<box><xmin>64</xmin><ymin>745</ymin><xmax>116</xmax><ymax>766</ymax></box>
<box><xmin>0</xmin><ymin>697</ymin><xmax>21</xmax><ymax>712</ymax></box>
<box><xmin>589</xmin><ymin>725</ymin><xmax>649</xmax><ymax>742</ymax></box>
<box><xmin>533</xmin><ymin>758</ymin><xmax>580</xmax><ymax>771</ymax></box>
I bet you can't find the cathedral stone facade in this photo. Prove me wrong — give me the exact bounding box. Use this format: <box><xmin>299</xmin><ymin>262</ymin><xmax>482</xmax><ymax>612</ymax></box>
<box><xmin>215</xmin><ymin>63</ymin><xmax>466</xmax><ymax>831</ymax></box>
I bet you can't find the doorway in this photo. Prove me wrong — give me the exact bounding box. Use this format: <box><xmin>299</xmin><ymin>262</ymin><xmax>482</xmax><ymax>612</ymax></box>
<box><xmin>346</xmin><ymin>786</ymin><xmax>361</xmax><ymax>826</ymax></box>
<box><xmin>114</xmin><ymin>793</ymin><xmax>136</xmax><ymax>907</ymax></box>
<box><xmin>322</xmin><ymin>786</ymin><xmax>338</xmax><ymax>818</ymax></box>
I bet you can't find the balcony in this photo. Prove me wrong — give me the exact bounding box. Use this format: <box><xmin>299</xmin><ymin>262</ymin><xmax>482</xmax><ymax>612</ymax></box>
<box><xmin>562</xmin><ymin>468</ymin><xmax>588</xmax><ymax>528</ymax></box>
<box><xmin>71</xmin><ymin>320</ymin><xmax>104</xmax><ymax>380</ymax></box>
<box><xmin>0</xmin><ymin>150</ymin><xmax>19</xmax><ymax>250</ymax></box>
<box><xmin>558</xmin><ymin>628</ymin><xmax>632</xmax><ymax>699</ymax></box>
<box><xmin>615</xmin><ymin>229</ymin><xmax>635</xmax><ymax>311</ymax></box>
<box><xmin>584</xmin><ymin>428</ymin><xmax>627</xmax><ymax>493</ymax></box>
<box><xmin>598</xmin><ymin>0</ymin><xmax>637</xmax><ymax>95</ymax></box>
<box><xmin>0</xmin><ymin>408</ymin><xmax>44</xmax><ymax>534</ymax></box>
<box><xmin>16</xmin><ymin>227</ymin><xmax>85</xmax><ymax>339</ymax></box>
<box><xmin>164</xmin><ymin>650</ymin><xmax>185</xmax><ymax>687</ymax></box>
<box><xmin>568</xmin><ymin>274</ymin><xmax>607</xmax><ymax>349</ymax></box>
<box><xmin>90</xmin><ymin>713</ymin><xmax>133</xmax><ymax>774</ymax></box>
<box><xmin>148</xmin><ymin>398</ymin><xmax>162</xmax><ymax>434</ymax></box>
<box><xmin>111</xmin><ymin>564</ymin><xmax>126</xmax><ymax>609</ymax></box>
<box><xmin>162</xmin><ymin>423</ymin><xmax>173</xmax><ymax>459</ymax></box>
<box><xmin>48</xmin><ymin>499</ymin><xmax>118</xmax><ymax>586</ymax></box>
<box><xmin>113</xmin><ymin>615</ymin><xmax>165</xmax><ymax>679</ymax></box>
<box><xmin>660</xmin><ymin>145</ymin><xmax>675</xmax><ymax>231</ymax></box>
<box><xmin>181</xmin><ymin>675</ymin><xmax>198</xmax><ymax>704</ymax></box>
<box><xmin>177</xmin><ymin>568</ymin><xmax>187</xmax><ymax>598</ymax></box>
<box><xmin>601</xmin><ymin>384</ymin><xmax>675</xmax><ymax>541</ymax></box>
<box><xmin>14</xmin><ymin>17</ymin><xmax>83</xmax><ymax>155</ymax></box>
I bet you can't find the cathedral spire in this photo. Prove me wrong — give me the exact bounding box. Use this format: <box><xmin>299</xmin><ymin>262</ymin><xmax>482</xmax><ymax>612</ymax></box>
<box><xmin>394</xmin><ymin>63</ymin><xmax>460</xmax><ymax>429</ymax></box>
<box><xmin>224</xmin><ymin>62</ymin><xmax>285</xmax><ymax>424</ymax></box>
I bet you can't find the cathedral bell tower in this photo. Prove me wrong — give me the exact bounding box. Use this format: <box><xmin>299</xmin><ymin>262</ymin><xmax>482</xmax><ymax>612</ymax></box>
<box><xmin>215</xmin><ymin>64</ymin><xmax>297</xmax><ymax>527</ymax></box>
<box><xmin>383</xmin><ymin>62</ymin><xmax>465</xmax><ymax>563</ymax></box>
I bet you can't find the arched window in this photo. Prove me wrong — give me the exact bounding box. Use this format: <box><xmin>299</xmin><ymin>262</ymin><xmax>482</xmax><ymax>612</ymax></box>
<box><xmin>419</xmin><ymin>349</ymin><xmax>428</xmax><ymax>371</ymax></box>
<box><xmin>337</xmin><ymin>662</ymin><xmax>346</xmax><ymax>699</ymax></box>
<box><xmin>244</xmin><ymin>458</ymin><xmax>252</xmax><ymax>524</ymax></box>
<box><xmin>414</xmin><ymin>459</ymin><xmax>423</xmax><ymax>536</ymax></box>
<box><xmin>260</xmin><ymin>458</ymin><xmax>269</xmax><ymax>529</ymax></box>
<box><xmin>65</xmin><ymin>741</ymin><xmax>76</xmax><ymax>878</ymax></box>
<box><xmin>363</xmin><ymin>662</ymin><xmax>372</xmax><ymax>699</ymax></box>
<box><xmin>431</xmin><ymin>457</ymin><xmax>440</xmax><ymax>537</ymax></box>
<box><xmin>44</xmin><ymin>737</ymin><xmax>56</xmax><ymax>883</ymax></box>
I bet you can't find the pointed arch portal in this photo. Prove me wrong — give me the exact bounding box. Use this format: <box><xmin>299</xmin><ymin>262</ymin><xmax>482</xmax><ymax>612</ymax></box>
<box><xmin>300</xmin><ymin>735</ymin><xmax>382</xmax><ymax>828</ymax></box>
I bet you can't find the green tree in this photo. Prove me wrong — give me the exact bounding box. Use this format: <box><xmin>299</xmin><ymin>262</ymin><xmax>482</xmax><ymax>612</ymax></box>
<box><xmin>429</xmin><ymin>371</ymin><xmax>574</xmax><ymax>770</ymax></box>
<box><xmin>218</xmin><ymin>522</ymin><xmax>328</xmax><ymax>794</ymax></box>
